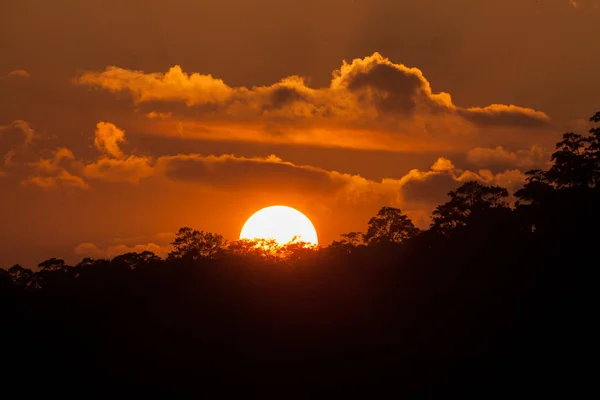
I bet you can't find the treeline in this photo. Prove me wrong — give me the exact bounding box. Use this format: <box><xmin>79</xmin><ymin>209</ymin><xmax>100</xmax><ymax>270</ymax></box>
<box><xmin>2</xmin><ymin>112</ymin><xmax>598</xmax><ymax>396</ymax></box>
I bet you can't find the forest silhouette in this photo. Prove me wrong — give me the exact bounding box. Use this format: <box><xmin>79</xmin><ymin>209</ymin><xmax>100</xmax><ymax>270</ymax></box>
<box><xmin>2</xmin><ymin>112</ymin><xmax>598</xmax><ymax>397</ymax></box>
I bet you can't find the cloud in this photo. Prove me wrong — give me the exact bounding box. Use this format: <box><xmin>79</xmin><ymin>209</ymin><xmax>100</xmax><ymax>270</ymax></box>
<box><xmin>75</xmin><ymin>65</ymin><xmax>233</xmax><ymax>106</ymax></box>
<box><xmin>17</xmin><ymin>121</ymin><xmax>529</xmax><ymax>227</ymax></box>
<box><xmin>146</xmin><ymin>111</ymin><xmax>172</xmax><ymax>120</ymax></box>
<box><xmin>6</xmin><ymin>70</ymin><xmax>30</xmax><ymax>79</ymax></box>
<box><xmin>22</xmin><ymin>169</ymin><xmax>89</xmax><ymax>190</ymax></box>
<box><xmin>466</xmin><ymin>145</ymin><xmax>549</xmax><ymax>171</ymax></box>
<box><xmin>81</xmin><ymin>121</ymin><xmax>154</xmax><ymax>183</ymax></box>
<box><xmin>154</xmin><ymin>153</ymin><xmax>347</xmax><ymax>195</ymax></box>
<box><xmin>383</xmin><ymin>157</ymin><xmax>527</xmax><ymax>221</ymax></box>
<box><xmin>21</xmin><ymin>147</ymin><xmax>89</xmax><ymax>190</ymax></box>
<box><xmin>109</xmin><ymin>232</ymin><xmax>176</xmax><ymax>246</ymax></box>
<box><xmin>153</xmin><ymin>152</ymin><xmax>527</xmax><ymax>224</ymax></box>
<box><xmin>3</xmin><ymin>149</ymin><xmax>16</xmax><ymax>167</ymax></box>
<box><xmin>83</xmin><ymin>155</ymin><xmax>154</xmax><ymax>183</ymax></box>
<box><xmin>75</xmin><ymin>241</ymin><xmax>172</xmax><ymax>260</ymax></box>
<box><xmin>458</xmin><ymin>105</ymin><xmax>550</xmax><ymax>128</ymax></box>
<box><xmin>12</xmin><ymin>120</ymin><xmax>36</xmax><ymax>148</ymax></box>
<box><xmin>431</xmin><ymin>157</ymin><xmax>455</xmax><ymax>172</ymax></box>
<box><xmin>74</xmin><ymin>53</ymin><xmax>550</xmax><ymax>151</ymax></box>
<box><xmin>29</xmin><ymin>147</ymin><xmax>76</xmax><ymax>174</ymax></box>
<box><xmin>568</xmin><ymin>0</ymin><xmax>600</xmax><ymax>9</ymax></box>
<box><xmin>0</xmin><ymin>120</ymin><xmax>37</xmax><ymax>176</ymax></box>
<box><xmin>74</xmin><ymin>232</ymin><xmax>175</xmax><ymax>260</ymax></box>
<box><xmin>94</xmin><ymin>122</ymin><xmax>126</xmax><ymax>159</ymax></box>
<box><xmin>19</xmin><ymin>122</ymin><xmax>153</xmax><ymax>188</ymax></box>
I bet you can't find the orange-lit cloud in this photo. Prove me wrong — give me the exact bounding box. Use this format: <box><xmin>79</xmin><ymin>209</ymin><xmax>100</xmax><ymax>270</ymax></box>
<box><xmin>21</xmin><ymin>147</ymin><xmax>89</xmax><ymax>190</ymax></box>
<box><xmin>5</xmin><ymin>70</ymin><xmax>30</xmax><ymax>79</ymax></box>
<box><xmin>19</xmin><ymin>121</ymin><xmax>530</xmax><ymax>227</ymax></box>
<box><xmin>0</xmin><ymin>120</ymin><xmax>37</xmax><ymax>176</ymax></box>
<box><xmin>75</xmin><ymin>242</ymin><xmax>172</xmax><ymax>260</ymax></box>
<box><xmin>94</xmin><ymin>122</ymin><xmax>127</xmax><ymax>159</ymax></box>
<box><xmin>394</xmin><ymin>158</ymin><xmax>527</xmax><ymax>225</ymax></box>
<box><xmin>74</xmin><ymin>232</ymin><xmax>175</xmax><ymax>260</ymax></box>
<box><xmin>76</xmin><ymin>65</ymin><xmax>233</xmax><ymax>106</ymax></box>
<box><xmin>83</xmin><ymin>122</ymin><xmax>154</xmax><ymax>183</ymax></box>
<box><xmin>458</xmin><ymin>105</ymin><xmax>550</xmax><ymax>128</ymax></box>
<box><xmin>466</xmin><ymin>145</ymin><xmax>549</xmax><ymax>171</ymax></box>
<box><xmin>74</xmin><ymin>53</ymin><xmax>551</xmax><ymax>151</ymax></box>
<box><xmin>83</xmin><ymin>156</ymin><xmax>154</xmax><ymax>183</ymax></box>
<box><xmin>1</xmin><ymin>149</ymin><xmax>15</xmax><ymax>175</ymax></box>
<box><xmin>11</xmin><ymin>120</ymin><xmax>36</xmax><ymax>148</ymax></box>
<box><xmin>568</xmin><ymin>0</ymin><xmax>600</xmax><ymax>9</ymax></box>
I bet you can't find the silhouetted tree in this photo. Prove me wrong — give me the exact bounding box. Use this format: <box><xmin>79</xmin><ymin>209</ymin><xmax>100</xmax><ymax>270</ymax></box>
<box><xmin>75</xmin><ymin>257</ymin><xmax>109</xmax><ymax>268</ymax></box>
<box><xmin>112</xmin><ymin>251</ymin><xmax>162</xmax><ymax>269</ymax></box>
<box><xmin>329</xmin><ymin>231</ymin><xmax>365</xmax><ymax>253</ymax></box>
<box><xmin>8</xmin><ymin>264</ymin><xmax>34</xmax><ymax>287</ymax></box>
<box><xmin>38</xmin><ymin>258</ymin><xmax>69</xmax><ymax>272</ymax></box>
<box><xmin>364</xmin><ymin>207</ymin><xmax>420</xmax><ymax>245</ymax></box>
<box><xmin>227</xmin><ymin>238</ymin><xmax>263</xmax><ymax>258</ymax></box>
<box><xmin>0</xmin><ymin>268</ymin><xmax>12</xmax><ymax>289</ymax></box>
<box><xmin>431</xmin><ymin>181</ymin><xmax>509</xmax><ymax>234</ymax></box>
<box><xmin>253</xmin><ymin>238</ymin><xmax>286</xmax><ymax>261</ymax></box>
<box><xmin>281</xmin><ymin>241</ymin><xmax>319</xmax><ymax>264</ymax></box>
<box><xmin>168</xmin><ymin>227</ymin><xmax>226</xmax><ymax>261</ymax></box>
<box><xmin>546</xmin><ymin>132</ymin><xmax>594</xmax><ymax>188</ymax></box>
<box><xmin>515</xmin><ymin>170</ymin><xmax>554</xmax><ymax>206</ymax></box>
<box><xmin>585</xmin><ymin>111</ymin><xmax>600</xmax><ymax>184</ymax></box>
<box><xmin>514</xmin><ymin>111</ymin><xmax>600</xmax><ymax>233</ymax></box>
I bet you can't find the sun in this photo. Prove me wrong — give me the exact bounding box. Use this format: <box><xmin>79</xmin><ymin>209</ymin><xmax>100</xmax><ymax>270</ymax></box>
<box><xmin>239</xmin><ymin>206</ymin><xmax>318</xmax><ymax>245</ymax></box>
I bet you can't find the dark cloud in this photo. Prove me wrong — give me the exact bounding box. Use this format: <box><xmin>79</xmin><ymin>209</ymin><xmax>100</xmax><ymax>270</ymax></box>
<box><xmin>402</xmin><ymin>172</ymin><xmax>464</xmax><ymax>209</ymax></box>
<box><xmin>343</xmin><ymin>63</ymin><xmax>423</xmax><ymax>114</ymax></box>
<box><xmin>266</xmin><ymin>86</ymin><xmax>306</xmax><ymax>110</ymax></box>
<box><xmin>155</xmin><ymin>154</ymin><xmax>345</xmax><ymax>195</ymax></box>
<box><xmin>459</xmin><ymin>105</ymin><xmax>551</xmax><ymax>128</ymax></box>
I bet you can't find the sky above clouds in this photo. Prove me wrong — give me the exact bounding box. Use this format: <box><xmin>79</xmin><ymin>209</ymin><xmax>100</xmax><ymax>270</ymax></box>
<box><xmin>1</xmin><ymin>0</ymin><xmax>599</xmax><ymax>267</ymax></box>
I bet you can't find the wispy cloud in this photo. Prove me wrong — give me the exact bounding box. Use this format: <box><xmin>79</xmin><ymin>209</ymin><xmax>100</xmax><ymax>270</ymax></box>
<box><xmin>4</xmin><ymin>70</ymin><xmax>30</xmax><ymax>79</ymax></box>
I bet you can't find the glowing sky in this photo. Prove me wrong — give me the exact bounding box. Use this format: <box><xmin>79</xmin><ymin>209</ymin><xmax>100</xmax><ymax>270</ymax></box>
<box><xmin>1</xmin><ymin>0</ymin><xmax>599</xmax><ymax>267</ymax></box>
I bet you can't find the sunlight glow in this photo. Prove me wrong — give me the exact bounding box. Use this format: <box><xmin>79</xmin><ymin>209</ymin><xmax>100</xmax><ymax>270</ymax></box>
<box><xmin>239</xmin><ymin>206</ymin><xmax>318</xmax><ymax>245</ymax></box>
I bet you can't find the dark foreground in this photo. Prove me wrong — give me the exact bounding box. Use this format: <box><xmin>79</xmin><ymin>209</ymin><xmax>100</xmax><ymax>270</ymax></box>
<box><xmin>2</xmin><ymin>229</ymin><xmax>594</xmax><ymax>398</ymax></box>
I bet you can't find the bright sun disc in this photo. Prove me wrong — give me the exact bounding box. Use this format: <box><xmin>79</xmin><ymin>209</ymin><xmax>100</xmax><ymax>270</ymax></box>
<box><xmin>240</xmin><ymin>206</ymin><xmax>318</xmax><ymax>245</ymax></box>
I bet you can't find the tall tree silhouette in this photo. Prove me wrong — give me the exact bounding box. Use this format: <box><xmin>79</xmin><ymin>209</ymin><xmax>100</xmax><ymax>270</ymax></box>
<box><xmin>546</xmin><ymin>132</ymin><xmax>594</xmax><ymax>188</ymax></box>
<box><xmin>168</xmin><ymin>227</ymin><xmax>226</xmax><ymax>261</ymax></box>
<box><xmin>364</xmin><ymin>207</ymin><xmax>419</xmax><ymax>245</ymax></box>
<box><xmin>431</xmin><ymin>181</ymin><xmax>509</xmax><ymax>234</ymax></box>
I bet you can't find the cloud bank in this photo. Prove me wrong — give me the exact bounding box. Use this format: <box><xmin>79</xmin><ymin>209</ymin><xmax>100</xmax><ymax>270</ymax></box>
<box><xmin>18</xmin><ymin>121</ymin><xmax>533</xmax><ymax>227</ymax></box>
<box><xmin>75</xmin><ymin>53</ymin><xmax>551</xmax><ymax>151</ymax></box>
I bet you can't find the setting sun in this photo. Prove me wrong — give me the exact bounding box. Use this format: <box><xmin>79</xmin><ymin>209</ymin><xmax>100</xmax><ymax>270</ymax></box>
<box><xmin>239</xmin><ymin>206</ymin><xmax>318</xmax><ymax>245</ymax></box>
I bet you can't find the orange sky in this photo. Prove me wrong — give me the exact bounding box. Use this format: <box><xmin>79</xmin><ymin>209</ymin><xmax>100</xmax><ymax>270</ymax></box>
<box><xmin>1</xmin><ymin>0</ymin><xmax>599</xmax><ymax>267</ymax></box>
